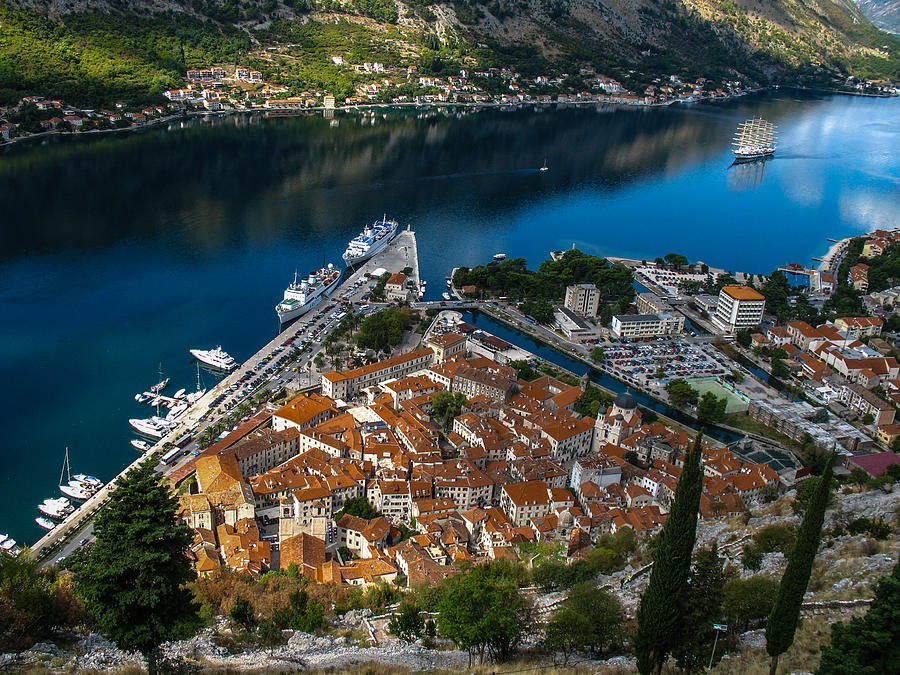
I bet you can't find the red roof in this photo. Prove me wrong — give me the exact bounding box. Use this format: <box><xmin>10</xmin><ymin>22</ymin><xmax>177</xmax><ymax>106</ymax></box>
<box><xmin>849</xmin><ymin>452</ymin><xmax>900</xmax><ymax>477</ymax></box>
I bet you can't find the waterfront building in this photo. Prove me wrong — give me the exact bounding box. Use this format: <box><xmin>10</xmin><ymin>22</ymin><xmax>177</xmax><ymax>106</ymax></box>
<box><xmin>747</xmin><ymin>399</ymin><xmax>872</xmax><ymax>452</ymax></box>
<box><xmin>554</xmin><ymin>307</ymin><xmax>603</xmax><ymax>342</ymax></box>
<box><xmin>564</xmin><ymin>283</ymin><xmax>600</xmax><ymax>318</ymax></box>
<box><xmin>321</xmin><ymin>348</ymin><xmax>434</xmax><ymax>399</ymax></box>
<box><xmin>711</xmin><ymin>285</ymin><xmax>766</xmax><ymax>333</ymax></box>
<box><xmin>635</xmin><ymin>292</ymin><xmax>671</xmax><ymax>315</ymax></box>
<box><xmin>610</xmin><ymin>312</ymin><xmax>684</xmax><ymax>338</ymax></box>
<box><xmin>424</xmin><ymin>332</ymin><xmax>467</xmax><ymax>364</ymax></box>
<box><xmin>385</xmin><ymin>272</ymin><xmax>410</xmax><ymax>302</ymax></box>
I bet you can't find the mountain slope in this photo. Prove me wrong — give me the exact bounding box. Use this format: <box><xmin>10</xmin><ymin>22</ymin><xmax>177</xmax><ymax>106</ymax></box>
<box><xmin>0</xmin><ymin>0</ymin><xmax>897</xmax><ymax>106</ymax></box>
<box><xmin>858</xmin><ymin>0</ymin><xmax>900</xmax><ymax>33</ymax></box>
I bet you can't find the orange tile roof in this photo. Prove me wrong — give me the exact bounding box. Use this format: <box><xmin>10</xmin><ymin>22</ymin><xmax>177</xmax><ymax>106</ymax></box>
<box><xmin>722</xmin><ymin>285</ymin><xmax>765</xmax><ymax>301</ymax></box>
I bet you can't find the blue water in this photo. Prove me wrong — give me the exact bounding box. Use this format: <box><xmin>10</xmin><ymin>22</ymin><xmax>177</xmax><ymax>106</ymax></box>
<box><xmin>0</xmin><ymin>91</ymin><xmax>898</xmax><ymax>543</ymax></box>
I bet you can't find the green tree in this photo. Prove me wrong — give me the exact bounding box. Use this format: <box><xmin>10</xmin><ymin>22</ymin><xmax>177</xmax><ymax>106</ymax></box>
<box><xmin>722</xmin><ymin>576</ymin><xmax>779</xmax><ymax>630</ymax></box>
<box><xmin>437</xmin><ymin>562</ymin><xmax>527</xmax><ymax>664</ymax></box>
<box><xmin>697</xmin><ymin>391</ymin><xmax>727</xmax><ymax>424</ymax></box>
<box><xmin>765</xmin><ymin>453</ymin><xmax>834</xmax><ymax>675</ymax></box>
<box><xmin>672</xmin><ymin>544</ymin><xmax>726</xmax><ymax>673</ymax></box>
<box><xmin>274</xmin><ymin>589</ymin><xmax>324</xmax><ymax>632</ymax></box>
<box><xmin>388</xmin><ymin>599</ymin><xmax>424</xmax><ymax>640</ymax></box>
<box><xmin>229</xmin><ymin>595</ymin><xmax>255</xmax><ymax>630</ymax></box>
<box><xmin>664</xmin><ymin>253</ymin><xmax>689</xmax><ymax>269</ymax></box>
<box><xmin>544</xmin><ymin>606</ymin><xmax>592</xmax><ymax>664</ymax></box>
<box><xmin>666</xmin><ymin>379</ymin><xmax>699</xmax><ymax>408</ymax></box>
<box><xmin>335</xmin><ymin>496</ymin><xmax>381</xmax><ymax>520</ymax></box>
<box><xmin>0</xmin><ymin>552</ymin><xmax>80</xmax><ymax>651</ymax></box>
<box><xmin>521</xmin><ymin>300</ymin><xmax>555</xmax><ymax>324</ymax></box>
<box><xmin>817</xmin><ymin>562</ymin><xmax>900</xmax><ymax>674</ymax></box>
<box><xmin>75</xmin><ymin>461</ymin><xmax>197</xmax><ymax>674</ymax></box>
<box><xmin>635</xmin><ymin>434</ymin><xmax>704</xmax><ymax>674</ymax></box>
<box><xmin>590</xmin><ymin>346</ymin><xmax>605</xmax><ymax>362</ymax></box>
<box><xmin>432</xmin><ymin>391</ymin><xmax>468</xmax><ymax>430</ymax></box>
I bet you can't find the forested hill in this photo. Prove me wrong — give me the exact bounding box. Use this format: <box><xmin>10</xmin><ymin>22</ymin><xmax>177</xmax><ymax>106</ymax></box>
<box><xmin>0</xmin><ymin>0</ymin><xmax>898</xmax><ymax>107</ymax></box>
<box><xmin>858</xmin><ymin>0</ymin><xmax>900</xmax><ymax>33</ymax></box>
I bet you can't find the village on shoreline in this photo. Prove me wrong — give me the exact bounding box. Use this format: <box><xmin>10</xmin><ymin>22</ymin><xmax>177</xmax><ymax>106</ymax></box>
<box><xmin>2</xmin><ymin>53</ymin><xmax>897</xmax><ymax>147</ymax></box>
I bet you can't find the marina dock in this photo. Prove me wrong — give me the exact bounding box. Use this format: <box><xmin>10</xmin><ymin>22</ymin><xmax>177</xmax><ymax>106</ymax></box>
<box><xmin>31</xmin><ymin>228</ymin><xmax>422</xmax><ymax>559</ymax></box>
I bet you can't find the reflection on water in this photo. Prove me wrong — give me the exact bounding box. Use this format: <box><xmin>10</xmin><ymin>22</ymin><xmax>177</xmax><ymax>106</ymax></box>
<box><xmin>727</xmin><ymin>157</ymin><xmax>770</xmax><ymax>192</ymax></box>
<box><xmin>0</xmin><ymin>92</ymin><xmax>898</xmax><ymax>543</ymax></box>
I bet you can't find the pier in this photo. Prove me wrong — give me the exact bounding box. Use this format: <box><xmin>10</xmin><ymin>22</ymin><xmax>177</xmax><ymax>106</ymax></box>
<box><xmin>32</xmin><ymin>228</ymin><xmax>422</xmax><ymax>560</ymax></box>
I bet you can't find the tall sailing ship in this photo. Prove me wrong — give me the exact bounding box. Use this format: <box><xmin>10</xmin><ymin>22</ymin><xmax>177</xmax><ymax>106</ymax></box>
<box><xmin>732</xmin><ymin>118</ymin><xmax>777</xmax><ymax>161</ymax></box>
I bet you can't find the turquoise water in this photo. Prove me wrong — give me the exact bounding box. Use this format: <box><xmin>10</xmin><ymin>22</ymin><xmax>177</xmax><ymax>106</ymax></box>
<box><xmin>0</xmin><ymin>91</ymin><xmax>897</xmax><ymax>544</ymax></box>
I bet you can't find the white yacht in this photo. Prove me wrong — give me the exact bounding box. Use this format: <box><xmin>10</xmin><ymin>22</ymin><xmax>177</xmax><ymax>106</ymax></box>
<box><xmin>1</xmin><ymin>536</ymin><xmax>18</xmax><ymax>551</ymax></box>
<box><xmin>129</xmin><ymin>417</ymin><xmax>173</xmax><ymax>439</ymax></box>
<box><xmin>275</xmin><ymin>264</ymin><xmax>341</xmax><ymax>324</ymax></box>
<box><xmin>173</xmin><ymin>388</ymin><xmax>186</xmax><ymax>399</ymax></box>
<box><xmin>190</xmin><ymin>346</ymin><xmax>238</xmax><ymax>372</ymax></box>
<box><xmin>73</xmin><ymin>474</ymin><xmax>102</xmax><ymax>488</ymax></box>
<box><xmin>38</xmin><ymin>499</ymin><xmax>73</xmax><ymax>518</ymax></box>
<box><xmin>60</xmin><ymin>483</ymin><xmax>91</xmax><ymax>500</ymax></box>
<box><xmin>35</xmin><ymin>517</ymin><xmax>57</xmax><ymax>531</ymax></box>
<box><xmin>342</xmin><ymin>218</ymin><xmax>400</xmax><ymax>266</ymax></box>
<box><xmin>134</xmin><ymin>393</ymin><xmax>150</xmax><ymax>403</ymax></box>
<box><xmin>131</xmin><ymin>439</ymin><xmax>151</xmax><ymax>452</ymax></box>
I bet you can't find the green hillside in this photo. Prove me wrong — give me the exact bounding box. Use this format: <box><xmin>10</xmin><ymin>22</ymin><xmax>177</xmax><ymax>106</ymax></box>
<box><xmin>0</xmin><ymin>0</ymin><xmax>897</xmax><ymax>107</ymax></box>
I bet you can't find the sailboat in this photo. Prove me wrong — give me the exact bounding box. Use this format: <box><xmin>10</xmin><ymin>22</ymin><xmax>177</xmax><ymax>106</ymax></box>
<box><xmin>185</xmin><ymin>363</ymin><xmax>207</xmax><ymax>404</ymax></box>
<box><xmin>539</xmin><ymin>158</ymin><xmax>549</xmax><ymax>172</ymax></box>
<box><xmin>732</xmin><ymin>118</ymin><xmax>777</xmax><ymax>161</ymax></box>
<box><xmin>149</xmin><ymin>362</ymin><xmax>169</xmax><ymax>393</ymax></box>
<box><xmin>58</xmin><ymin>448</ymin><xmax>95</xmax><ymax>501</ymax></box>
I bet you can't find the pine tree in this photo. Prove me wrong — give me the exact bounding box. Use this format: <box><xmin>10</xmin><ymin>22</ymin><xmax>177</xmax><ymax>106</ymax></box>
<box><xmin>672</xmin><ymin>543</ymin><xmax>726</xmax><ymax>673</ymax></box>
<box><xmin>816</xmin><ymin>562</ymin><xmax>900</xmax><ymax>674</ymax></box>
<box><xmin>765</xmin><ymin>452</ymin><xmax>834</xmax><ymax>675</ymax></box>
<box><xmin>635</xmin><ymin>433</ymin><xmax>705</xmax><ymax>675</ymax></box>
<box><xmin>75</xmin><ymin>461</ymin><xmax>196</xmax><ymax>674</ymax></box>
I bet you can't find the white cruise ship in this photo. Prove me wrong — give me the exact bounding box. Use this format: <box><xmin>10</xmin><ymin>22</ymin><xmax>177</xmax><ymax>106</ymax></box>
<box><xmin>189</xmin><ymin>346</ymin><xmax>238</xmax><ymax>372</ymax></box>
<box><xmin>275</xmin><ymin>263</ymin><xmax>341</xmax><ymax>324</ymax></box>
<box><xmin>342</xmin><ymin>219</ymin><xmax>399</xmax><ymax>266</ymax></box>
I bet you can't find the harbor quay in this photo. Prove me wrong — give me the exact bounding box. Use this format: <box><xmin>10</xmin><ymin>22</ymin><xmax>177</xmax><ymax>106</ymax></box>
<box><xmin>31</xmin><ymin>229</ymin><xmax>423</xmax><ymax>560</ymax></box>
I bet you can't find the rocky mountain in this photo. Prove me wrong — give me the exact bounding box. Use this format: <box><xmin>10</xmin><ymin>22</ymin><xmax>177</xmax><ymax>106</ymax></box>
<box><xmin>858</xmin><ymin>0</ymin><xmax>900</xmax><ymax>33</ymax></box>
<box><xmin>0</xmin><ymin>0</ymin><xmax>898</xmax><ymax>106</ymax></box>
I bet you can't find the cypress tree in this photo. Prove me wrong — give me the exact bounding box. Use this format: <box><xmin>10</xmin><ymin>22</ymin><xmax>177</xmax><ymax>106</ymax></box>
<box><xmin>635</xmin><ymin>433</ymin><xmax>705</xmax><ymax>675</ymax></box>
<box><xmin>765</xmin><ymin>452</ymin><xmax>834</xmax><ymax>675</ymax></box>
<box><xmin>672</xmin><ymin>543</ymin><xmax>726</xmax><ymax>673</ymax></box>
<box><xmin>816</xmin><ymin>561</ymin><xmax>900</xmax><ymax>674</ymax></box>
<box><xmin>75</xmin><ymin>461</ymin><xmax>196</xmax><ymax>674</ymax></box>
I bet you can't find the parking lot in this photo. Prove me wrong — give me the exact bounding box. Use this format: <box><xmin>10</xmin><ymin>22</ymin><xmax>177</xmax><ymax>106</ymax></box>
<box><xmin>601</xmin><ymin>338</ymin><xmax>736</xmax><ymax>390</ymax></box>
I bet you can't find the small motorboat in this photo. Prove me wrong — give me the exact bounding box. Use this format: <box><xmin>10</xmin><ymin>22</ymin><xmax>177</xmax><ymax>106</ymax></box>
<box><xmin>131</xmin><ymin>439</ymin><xmax>151</xmax><ymax>452</ymax></box>
<box><xmin>35</xmin><ymin>517</ymin><xmax>56</xmax><ymax>531</ymax></box>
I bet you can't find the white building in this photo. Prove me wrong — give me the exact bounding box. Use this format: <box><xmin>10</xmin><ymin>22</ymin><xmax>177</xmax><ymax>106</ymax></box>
<box><xmin>712</xmin><ymin>285</ymin><xmax>766</xmax><ymax>333</ymax></box>
<box><xmin>564</xmin><ymin>283</ymin><xmax>600</xmax><ymax>318</ymax></box>
<box><xmin>611</xmin><ymin>312</ymin><xmax>684</xmax><ymax>338</ymax></box>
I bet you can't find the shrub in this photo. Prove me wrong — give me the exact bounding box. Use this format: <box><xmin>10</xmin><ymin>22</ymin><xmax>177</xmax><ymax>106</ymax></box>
<box><xmin>753</xmin><ymin>523</ymin><xmax>796</xmax><ymax>555</ymax></box>
<box><xmin>742</xmin><ymin>544</ymin><xmax>763</xmax><ymax>571</ymax></box>
<box><xmin>848</xmin><ymin>517</ymin><xmax>892</xmax><ymax>540</ymax></box>
<box><xmin>722</xmin><ymin>576</ymin><xmax>779</xmax><ymax>630</ymax></box>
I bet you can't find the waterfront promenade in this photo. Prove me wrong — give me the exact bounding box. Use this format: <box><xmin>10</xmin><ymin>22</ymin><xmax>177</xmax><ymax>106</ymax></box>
<box><xmin>31</xmin><ymin>228</ymin><xmax>422</xmax><ymax>559</ymax></box>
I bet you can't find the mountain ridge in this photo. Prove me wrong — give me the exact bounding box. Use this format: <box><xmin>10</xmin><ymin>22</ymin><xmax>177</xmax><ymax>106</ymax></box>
<box><xmin>0</xmin><ymin>0</ymin><xmax>898</xmax><ymax>106</ymax></box>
